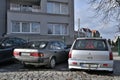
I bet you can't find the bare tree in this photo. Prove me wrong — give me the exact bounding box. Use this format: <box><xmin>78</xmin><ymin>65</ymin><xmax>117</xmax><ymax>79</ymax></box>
<box><xmin>89</xmin><ymin>0</ymin><xmax>120</xmax><ymax>28</ymax></box>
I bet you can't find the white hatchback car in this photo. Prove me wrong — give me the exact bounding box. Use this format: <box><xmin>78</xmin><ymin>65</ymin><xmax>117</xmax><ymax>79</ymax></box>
<box><xmin>68</xmin><ymin>38</ymin><xmax>113</xmax><ymax>72</ymax></box>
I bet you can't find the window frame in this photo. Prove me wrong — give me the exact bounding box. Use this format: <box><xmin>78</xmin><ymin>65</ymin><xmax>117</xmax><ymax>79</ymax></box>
<box><xmin>11</xmin><ymin>21</ymin><xmax>40</xmax><ymax>34</ymax></box>
<box><xmin>47</xmin><ymin>23</ymin><xmax>68</xmax><ymax>35</ymax></box>
<box><xmin>47</xmin><ymin>1</ymin><xmax>69</xmax><ymax>15</ymax></box>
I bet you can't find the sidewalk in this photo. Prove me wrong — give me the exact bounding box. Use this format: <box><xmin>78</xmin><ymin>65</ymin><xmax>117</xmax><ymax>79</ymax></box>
<box><xmin>113</xmin><ymin>52</ymin><xmax>120</xmax><ymax>60</ymax></box>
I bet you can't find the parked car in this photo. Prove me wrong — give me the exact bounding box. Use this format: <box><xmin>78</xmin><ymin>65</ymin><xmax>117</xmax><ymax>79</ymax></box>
<box><xmin>68</xmin><ymin>38</ymin><xmax>113</xmax><ymax>72</ymax></box>
<box><xmin>13</xmin><ymin>40</ymin><xmax>69</xmax><ymax>68</ymax></box>
<box><xmin>0</xmin><ymin>37</ymin><xmax>27</xmax><ymax>62</ymax></box>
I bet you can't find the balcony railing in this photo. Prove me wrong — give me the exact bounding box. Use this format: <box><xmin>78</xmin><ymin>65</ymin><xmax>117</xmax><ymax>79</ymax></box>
<box><xmin>10</xmin><ymin>0</ymin><xmax>41</xmax><ymax>5</ymax></box>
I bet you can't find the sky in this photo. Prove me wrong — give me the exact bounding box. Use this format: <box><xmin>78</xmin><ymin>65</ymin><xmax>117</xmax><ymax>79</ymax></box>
<box><xmin>74</xmin><ymin>0</ymin><xmax>117</xmax><ymax>40</ymax></box>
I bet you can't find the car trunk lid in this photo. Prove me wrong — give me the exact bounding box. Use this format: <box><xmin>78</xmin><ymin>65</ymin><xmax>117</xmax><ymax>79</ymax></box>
<box><xmin>71</xmin><ymin>50</ymin><xmax>111</xmax><ymax>61</ymax></box>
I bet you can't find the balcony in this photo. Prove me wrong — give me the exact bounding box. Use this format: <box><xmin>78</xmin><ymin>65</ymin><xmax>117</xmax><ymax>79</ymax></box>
<box><xmin>10</xmin><ymin>0</ymin><xmax>41</xmax><ymax>5</ymax></box>
<box><xmin>9</xmin><ymin>0</ymin><xmax>41</xmax><ymax>12</ymax></box>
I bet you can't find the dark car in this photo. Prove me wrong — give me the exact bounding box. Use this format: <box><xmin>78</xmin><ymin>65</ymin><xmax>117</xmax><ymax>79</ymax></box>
<box><xmin>13</xmin><ymin>40</ymin><xmax>69</xmax><ymax>68</ymax></box>
<box><xmin>0</xmin><ymin>37</ymin><xmax>27</xmax><ymax>62</ymax></box>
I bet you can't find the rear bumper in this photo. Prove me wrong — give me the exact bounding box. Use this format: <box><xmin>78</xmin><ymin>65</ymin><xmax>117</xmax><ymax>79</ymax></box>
<box><xmin>68</xmin><ymin>59</ymin><xmax>113</xmax><ymax>71</ymax></box>
<box><xmin>15</xmin><ymin>56</ymin><xmax>49</xmax><ymax>66</ymax></box>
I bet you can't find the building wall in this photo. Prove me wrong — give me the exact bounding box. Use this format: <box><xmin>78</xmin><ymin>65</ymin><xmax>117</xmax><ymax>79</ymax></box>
<box><xmin>0</xmin><ymin>0</ymin><xmax>6</xmax><ymax>37</ymax></box>
<box><xmin>6</xmin><ymin>0</ymin><xmax>74</xmax><ymax>44</ymax></box>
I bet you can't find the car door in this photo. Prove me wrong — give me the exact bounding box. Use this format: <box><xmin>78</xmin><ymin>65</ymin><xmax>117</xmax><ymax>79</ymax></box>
<box><xmin>58</xmin><ymin>41</ymin><xmax>68</xmax><ymax>61</ymax></box>
<box><xmin>0</xmin><ymin>38</ymin><xmax>14</xmax><ymax>61</ymax></box>
<box><xmin>48</xmin><ymin>41</ymin><xmax>62</xmax><ymax>63</ymax></box>
<box><xmin>0</xmin><ymin>40</ymin><xmax>7</xmax><ymax>62</ymax></box>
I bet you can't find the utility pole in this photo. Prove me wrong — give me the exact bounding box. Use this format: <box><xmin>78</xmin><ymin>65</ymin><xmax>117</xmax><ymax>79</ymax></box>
<box><xmin>78</xmin><ymin>18</ymin><xmax>80</xmax><ymax>38</ymax></box>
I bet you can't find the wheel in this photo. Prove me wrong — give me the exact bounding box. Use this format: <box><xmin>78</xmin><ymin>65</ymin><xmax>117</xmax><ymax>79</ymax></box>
<box><xmin>23</xmin><ymin>63</ymin><xmax>31</xmax><ymax>68</ymax></box>
<box><xmin>49</xmin><ymin>58</ymin><xmax>56</xmax><ymax>69</ymax></box>
<box><xmin>109</xmin><ymin>71</ymin><xmax>113</xmax><ymax>74</ymax></box>
<box><xmin>69</xmin><ymin>68</ymin><xmax>75</xmax><ymax>71</ymax></box>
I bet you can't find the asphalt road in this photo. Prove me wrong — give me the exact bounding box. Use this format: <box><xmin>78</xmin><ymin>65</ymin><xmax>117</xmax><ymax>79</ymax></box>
<box><xmin>0</xmin><ymin>60</ymin><xmax>120</xmax><ymax>75</ymax></box>
<box><xmin>0</xmin><ymin>60</ymin><xmax>120</xmax><ymax>80</ymax></box>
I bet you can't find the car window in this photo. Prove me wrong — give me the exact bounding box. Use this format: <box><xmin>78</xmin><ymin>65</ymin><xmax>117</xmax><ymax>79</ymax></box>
<box><xmin>27</xmin><ymin>41</ymin><xmax>47</xmax><ymax>49</ymax></box>
<box><xmin>73</xmin><ymin>39</ymin><xmax>108</xmax><ymax>51</ymax></box>
<box><xmin>13</xmin><ymin>38</ymin><xmax>26</xmax><ymax>45</ymax></box>
<box><xmin>58</xmin><ymin>41</ymin><xmax>67</xmax><ymax>49</ymax></box>
<box><xmin>49</xmin><ymin>42</ymin><xmax>62</xmax><ymax>50</ymax></box>
<box><xmin>2</xmin><ymin>39</ymin><xmax>14</xmax><ymax>47</ymax></box>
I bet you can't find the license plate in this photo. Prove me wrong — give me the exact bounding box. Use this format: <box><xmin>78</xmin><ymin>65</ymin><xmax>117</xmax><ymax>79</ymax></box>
<box><xmin>90</xmin><ymin>64</ymin><xmax>98</xmax><ymax>68</ymax></box>
<box><xmin>80</xmin><ymin>63</ymin><xmax>98</xmax><ymax>68</ymax></box>
<box><xmin>21</xmin><ymin>52</ymin><xmax>30</xmax><ymax>56</ymax></box>
<box><xmin>80</xmin><ymin>63</ymin><xmax>89</xmax><ymax>67</ymax></box>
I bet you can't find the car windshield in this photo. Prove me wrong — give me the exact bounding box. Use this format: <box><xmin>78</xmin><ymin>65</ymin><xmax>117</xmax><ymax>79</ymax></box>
<box><xmin>73</xmin><ymin>39</ymin><xmax>108</xmax><ymax>51</ymax></box>
<box><xmin>27</xmin><ymin>41</ymin><xmax>48</xmax><ymax>49</ymax></box>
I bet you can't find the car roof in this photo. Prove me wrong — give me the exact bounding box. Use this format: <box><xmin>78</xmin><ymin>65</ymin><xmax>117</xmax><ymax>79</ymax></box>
<box><xmin>29</xmin><ymin>40</ymin><xmax>63</xmax><ymax>42</ymax></box>
<box><xmin>76</xmin><ymin>37</ymin><xmax>106</xmax><ymax>40</ymax></box>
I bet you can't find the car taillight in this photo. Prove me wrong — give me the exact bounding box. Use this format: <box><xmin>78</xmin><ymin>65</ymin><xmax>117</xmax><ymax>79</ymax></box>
<box><xmin>103</xmin><ymin>64</ymin><xmax>108</xmax><ymax>67</ymax></box>
<box><xmin>69</xmin><ymin>51</ymin><xmax>72</xmax><ymax>58</ymax></box>
<box><xmin>109</xmin><ymin>52</ymin><xmax>113</xmax><ymax>60</ymax></box>
<box><xmin>13</xmin><ymin>51</ymin><xmax>20</xmax><ymax>56</ymax></box>
<box><xmin>30</xmin><ymin>52</ymin><xmax>44</xmax><ymax>57</ymax></box>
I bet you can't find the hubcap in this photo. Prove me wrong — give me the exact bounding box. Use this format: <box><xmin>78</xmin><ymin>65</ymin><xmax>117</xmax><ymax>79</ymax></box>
<box><xmin>51</xmin><ymin>58</ymin><xmax>55</xmax><ymax>68</ymax></box>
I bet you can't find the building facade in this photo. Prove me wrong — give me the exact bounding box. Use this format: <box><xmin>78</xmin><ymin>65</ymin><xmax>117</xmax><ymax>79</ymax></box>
<box><xmin>91</xmin><ymin>30</ymin><xmax>100</xmax><ymax>37</ymax></box>
<box><xmin>74</xmin><ymin>28</ymin><xmax>101</xmax><ymax>39</ymax></box>
<box><xmin>0</xmin><ymin>0</ymin><xmax>74</xmax><ymax>44</ymax></box>
<box><xmin>0</xmin><ymin>0</ymin><xmax>7</xmax><ymax>38</ymax></box>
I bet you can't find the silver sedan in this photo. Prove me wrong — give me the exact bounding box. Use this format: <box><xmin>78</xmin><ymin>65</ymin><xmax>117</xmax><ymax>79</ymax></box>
<box><xmin>13</xmin><ymin>40</ymin><xmax>69</xmax><ymax>68</ymax></box>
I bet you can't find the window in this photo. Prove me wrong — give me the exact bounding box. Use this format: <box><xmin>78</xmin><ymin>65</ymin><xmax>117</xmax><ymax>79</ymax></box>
<box><xmin>48</xmin><ymin>23</ymin><xmax>68</xmax><ymax>35</ymax></box>
<box><xmin>28</xmin><ymin>41</ymin><xmax>47</xmax><ymax>49</ymax></box>
<box><xmin>62</xmin><ymin>24</ymin><xmax>67</xmax><ymax>34</ymax></box>
<box><xmin>73</xmin><ymin>39</ymin><xmax>108</xmax><ymax>51</ymax></box>
<box><xmin>12</xmin><ymin>21</ymin><xmax>20</xmax><ymax>32</ymax></box>
<box><xmin>31</xmin><ymin>22</ymin><xmax>40</xmax><ymax>32</ymax></box>
<box><xmin>50</xmin><ymin>42</ymin><xmax>61</xmax><ymax>50</ymax></box>
<box><xmin>12</xmin><ymin>21</ymin><xmax>40</xmax><ymax>33</ymax></box>
<box><xmin>3</xmin><ymin>39</ymin><xmax>15</xmax><ymax>47</ymax></box>
<box><xmin>61</xmin><ymin>3</ymin><xmax>68</xmax><ymax>14</ymax></box>
<box><xmin>47</xmin><ymin>2</ymin><xmax>68</xmax><ymax>15</ymax></box>
<box><xmin>22</xmin><ymin>22</ymin><xmax>30</xmax><ymax>32</ymax></box>
<box><xmin>54</xmin><ymin>24</ymin><xmax>60</xmax><ymax>34</ymax></box>
<box><xmin>54</xmin><ymin>3</ymin><xmax>60</xmax><ymax>14</ymax></box>
<box><xmin>48</xmin><ymin>24</ymin><xmax>53</xmax><ymax>34</ymax></box>
<box><xmin>58</xmin><ymin>41</ymin><xmax>67</xmax><ymax>49</ymax></box>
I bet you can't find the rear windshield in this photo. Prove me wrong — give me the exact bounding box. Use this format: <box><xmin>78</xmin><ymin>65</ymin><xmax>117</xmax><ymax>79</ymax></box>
<box><xmin>73</xmin><ymin>39</ymin><xmax>108</xmax><ymax>51</ymax></box>
<box><xmin>26</xmin><ymin>41</ymin><xmax>48</xmax><ymax>49</ymax></box>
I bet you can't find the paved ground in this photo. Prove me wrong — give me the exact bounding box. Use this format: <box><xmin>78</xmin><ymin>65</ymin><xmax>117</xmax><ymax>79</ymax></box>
<box><xmin>113</xmin><ymin>52</ymin><xmax>120</xmax><ymax>60</ymax></box>
<box><xmin>0</xmin><ymin>52</ymin><xmax>120</xmax><ymax>80</ymax></box>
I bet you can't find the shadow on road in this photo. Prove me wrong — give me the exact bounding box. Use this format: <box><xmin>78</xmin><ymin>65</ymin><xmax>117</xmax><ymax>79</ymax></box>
<box><xmin>0</xmin><ymin>60</ymin><xmax>120</xmax><ymax>76</ymax></box>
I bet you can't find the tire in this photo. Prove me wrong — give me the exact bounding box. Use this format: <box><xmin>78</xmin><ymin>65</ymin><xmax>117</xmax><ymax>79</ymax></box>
<box><xmin>49</xmin><ymin>58</ymin><xmax>56</xmax><ymax>69</ymax></box>
<box><xmin>69</xmin><ymin>68</ymin><xmax>75</xmax><ymax>71</ymax></box>
<box><xmin>109</xmin><ymin>71</ymin><xmax>113</xmax><ymax>74</ymax></box>
<box><xmin>23</xmin><ymin>63</ymin><xmax>31</xmax><ymax>68</ymax></box>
